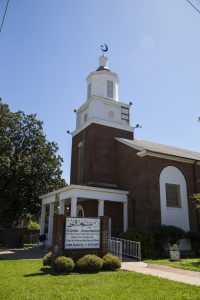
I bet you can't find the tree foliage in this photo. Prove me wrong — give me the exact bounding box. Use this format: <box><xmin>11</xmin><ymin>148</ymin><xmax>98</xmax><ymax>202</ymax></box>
<box><xmin>193</xmin><ymin>194</ymin><xmax>200</xmax><ymax>210</ymax></box>
<box><xmin>0</xmin><ymin>101</ymin><xmax>66</xmax><ymax>227</ymax></box>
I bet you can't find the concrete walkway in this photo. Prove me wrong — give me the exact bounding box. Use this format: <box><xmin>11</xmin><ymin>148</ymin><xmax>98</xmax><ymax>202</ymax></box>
<box><xmin>121</xmin><ymin>261</ymin><xmax>200</xmax><ymax>286</ymax></box>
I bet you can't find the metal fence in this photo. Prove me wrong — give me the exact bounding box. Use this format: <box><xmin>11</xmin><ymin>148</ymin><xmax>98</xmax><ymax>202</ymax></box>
<box><xmin>108</xmin><ymin>239</ymin><xmax>122</xmax><ymax>260</ymax></box>
<box><xmin>29</xmin><ymin>233</ymin><xmax>40</xmax><ymax>244</ymax></box>
<box><xmin>110</xmin><ymin>237</ymin><xmax>141</xmax><ymax>261</ymax></box>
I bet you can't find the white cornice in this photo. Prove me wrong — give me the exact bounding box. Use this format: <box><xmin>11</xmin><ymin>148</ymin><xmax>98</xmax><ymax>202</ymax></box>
<box><xmin>138</xmin><ymin>151</ymin><xmax>196</xmax><ymax>164</ymax></box>
<box><xmin>40</xmin><ymin>184</ymin><xmax>129</xmax><ymax>205</ymax></box>
<box><xmin>116</xmin><ymin>138</ymin><xmax>200</xmax><ymax>165</ymax></box>
<box><xmin>76</xmin><ymin>96</ymin><xmax>129</xmax><ymax>114</ymax></box>
<box><xmin>86</xmin><ymin>70</ymin><xmax>119</xmax><ymax>82</ymax></box>
<box><xmin>72</xmin><ymin>118</ymin><xmax>133</xmax><ymax>137</ymax></box>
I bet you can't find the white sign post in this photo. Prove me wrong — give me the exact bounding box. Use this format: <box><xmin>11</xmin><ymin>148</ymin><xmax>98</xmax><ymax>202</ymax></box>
<box><xmin>65</xmin><ymin>218</ymin><xmax>100</xmax><ymax>249</ymax></box>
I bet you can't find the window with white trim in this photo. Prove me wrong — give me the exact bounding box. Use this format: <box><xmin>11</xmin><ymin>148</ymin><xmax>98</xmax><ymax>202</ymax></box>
<box><xmin>165</xmin><ymin>183</ymin><xmax>181</xmax><ymax>208</ymax></box>
<box><xmin>121</xmin><ymin>106</ymin><xmax>129</xmax><ymax>123</ymax></box>
<box><xmin>77</xmin><ymin>140</ymin><xmax>84</xmax><ymax>184</ymax></box>
<box><xmin>107</xmin><ymin>80</ymin><xmax>113</xmax><ymax>98</ymax></box>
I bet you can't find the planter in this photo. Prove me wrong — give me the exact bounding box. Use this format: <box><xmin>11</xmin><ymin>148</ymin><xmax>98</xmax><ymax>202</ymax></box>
<box><xmin>170</xmin><ymin>250</ymin><xmax>180</xmax><ymax>261</ymax></box>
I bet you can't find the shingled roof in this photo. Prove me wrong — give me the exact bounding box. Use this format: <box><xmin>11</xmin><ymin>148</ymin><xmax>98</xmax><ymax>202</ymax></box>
<box><xmin>115</xmin><ymin>138</ymin><xmax>200</xmax><ymax>161</ymax></box>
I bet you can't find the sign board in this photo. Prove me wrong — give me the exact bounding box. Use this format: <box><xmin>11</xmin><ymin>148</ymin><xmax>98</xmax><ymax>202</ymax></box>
<box><xmin>65</xmin><ymin>217</ymin><xmax>100</xmax><ymax>249</ymax></box>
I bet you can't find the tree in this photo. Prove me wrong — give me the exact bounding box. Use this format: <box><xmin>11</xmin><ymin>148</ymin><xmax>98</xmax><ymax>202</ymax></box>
<box><xmin>193</xmin><ymin>194</ymin><xmax>200</xmax><ymax>210</ymax></box>
<box><xmin>0</xmin><ymin>101</ymin><xmax>66</xmax><ymax>228</ymax></box>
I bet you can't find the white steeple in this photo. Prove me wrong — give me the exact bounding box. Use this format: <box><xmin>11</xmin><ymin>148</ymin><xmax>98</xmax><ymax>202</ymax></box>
<box><xmin>86</xmin><ymin>55</ymin><xmax>119</xmax><ymax>101</ymax></box>
<box><xmin>73</xmin><ymin>55</ymin><xmax>133</xmax><ymax>136</ymax></box>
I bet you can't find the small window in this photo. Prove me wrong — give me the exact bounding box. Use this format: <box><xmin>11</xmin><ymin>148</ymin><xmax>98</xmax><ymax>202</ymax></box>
<box><xmin>121</xmin><ymin>106</ymin><xmax>129</xmax><ymax>123</ymax></box>
<box><xmin>107</xmin><ymin>80</ymin><xmax>113</xmax><ymax>98</ymax></box>
<box><xmin>87</xmin><ymin>83</ymin><xmax>91</xmax><ymax>99</ymax></box>
<box><xmin>165</xmin><ymin>183</ymin><xmax>181</xmax><ymax>208</ymax></box>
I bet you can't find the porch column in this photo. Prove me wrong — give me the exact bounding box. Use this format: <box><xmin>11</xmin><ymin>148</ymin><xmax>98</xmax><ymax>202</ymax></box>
<box><xmin>98</xmin><ymin>200</ymin><xmax>104</xmax><ymax>217</ymax></box>
<box><xmin>123</xmin><ymin>201</ymin><xmax>128</xmax><ymax>231</ymax></box>
<box><xmin>47</xmin><ymin>202</ymin><xmax>55</xmax><ymax>246</ymax></box>
<box><xmin>40</xmin><ymin>204</ymin><xmax>46</xmax><ymax>235</ymax></box>
<box><xmin>59</xmin><ymin>199</ymin><xmax>65</xmax><ymax>215</ymax></box>
<box><xmin>71</xmin><ymin>197</ymin><xmax>77</xmax><ymax>217</ymax></box>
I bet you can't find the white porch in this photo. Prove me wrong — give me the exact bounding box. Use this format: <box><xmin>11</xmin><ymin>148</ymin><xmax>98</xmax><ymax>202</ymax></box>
<box><xmin>39</xmin><ymin>184</ymin><xmax>129</xmax><ymax>247</ymax></box>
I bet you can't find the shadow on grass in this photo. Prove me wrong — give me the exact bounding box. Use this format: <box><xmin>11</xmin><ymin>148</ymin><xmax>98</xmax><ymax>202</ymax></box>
<box><xmin>191</xmin><ymin>262</ymin><xmax>200</xmax><ymax>268</ymax></box>
<box><xmin>24</xmin><ymin>267</ymin><xmax>56</xmax><ymax>277</ymax></box>
<box><xmin>23</xmin><ymin>267</ymin><xmax>117</xmax><ymax>277</ymax></box>
<box><xmin>24</xmin><ymin>267</ymin><xmax>79</xmax><ymax>277</ymax></box>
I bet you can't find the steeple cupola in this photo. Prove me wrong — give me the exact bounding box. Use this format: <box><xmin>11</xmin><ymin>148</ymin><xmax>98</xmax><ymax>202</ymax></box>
<box><xmin>86</xmin><ymin>56</ymin><xmax>119</xmax><ymax>101</ymax></box>
<box><xmin>73</xmin><ymin>54</ymin><xmax>133</xmax><ymax>136</ymax></box>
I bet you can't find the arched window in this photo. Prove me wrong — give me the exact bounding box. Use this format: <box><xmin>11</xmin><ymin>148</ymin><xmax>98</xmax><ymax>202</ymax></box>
<box><xmin>77</xmin><ymin>204</ymin><xmax>84</xmax><ymax>217</ymax></box>
<box><xmin>77</xmin><ymin>141</ymin><xmax>84</xmax><ymax>184</ymax></box>
<box><xmin>159</xmin><ymin>166</ymin><xmax>190</xmax><ymax>231</ymax></box>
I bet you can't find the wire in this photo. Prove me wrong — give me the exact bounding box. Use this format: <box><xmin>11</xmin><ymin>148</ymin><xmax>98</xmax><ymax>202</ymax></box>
<box><xmin>0</xmin><ymin>0</ymin><xmax>10</xmax><ymax>33</ymax></box>
<box><xmin>186</xmin><ymin>0</ymin><xmax>200</xmax><ymax>14</ymax></box>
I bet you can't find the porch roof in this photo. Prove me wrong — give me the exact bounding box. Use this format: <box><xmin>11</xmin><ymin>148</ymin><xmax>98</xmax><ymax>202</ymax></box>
<box><xmin>40</xmin><ymin>184</ymin><xmax>129</xmax><ymax>205</ymax></box>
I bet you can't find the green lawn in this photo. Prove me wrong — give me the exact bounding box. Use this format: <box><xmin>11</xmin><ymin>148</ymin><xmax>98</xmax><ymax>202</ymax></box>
<box><xmin>0</xmin><ymin>260</ymin><xmax>200</xmax><ymax>299</ymax></box>
<box><xmin>145</xmin><ymin>258</ymin><xmax>200</xmax><ymax>272</ymax></box>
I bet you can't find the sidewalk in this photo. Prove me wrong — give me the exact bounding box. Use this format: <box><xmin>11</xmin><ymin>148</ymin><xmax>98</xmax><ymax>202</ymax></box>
<box><xmin>121</xmin><ymin>261</ymin><xmax>200</xmax><ymax>286</ymax></box>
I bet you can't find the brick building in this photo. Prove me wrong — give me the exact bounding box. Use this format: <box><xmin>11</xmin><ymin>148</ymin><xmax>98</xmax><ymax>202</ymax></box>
<box><xmin>40</xmin><ymin>54</ymin><xmax>200</xmax><ymax>248</ymax></box>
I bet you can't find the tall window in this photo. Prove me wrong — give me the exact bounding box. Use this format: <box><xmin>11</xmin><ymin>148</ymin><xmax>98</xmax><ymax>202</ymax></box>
<box><xmin>121</xmin><ymin>107</ymin><xmax>129</xmax><ymax>123</ymax></box>
<box><xmin>77</xmin><ymin>205</ymin><xmax>84</xmax><ymax>217</ymax></box>
<box><xmin>107</xmin><ymin>80</ymin><xmax>113</xmax><ymax>98</ymax></box>
<box><xmin>77</xmin><ymin>141</ymin><xmax>84</xmax><ymax>184</ymax></box>
<box><xmin>87</xmin><ymin>82</ymin><xmax>91</xmax><ymax>99</ymax></box>
<box><xmin>165</xmin><ymin>183</ymin><xmax>181</xmax><ymax>208</ymax></box>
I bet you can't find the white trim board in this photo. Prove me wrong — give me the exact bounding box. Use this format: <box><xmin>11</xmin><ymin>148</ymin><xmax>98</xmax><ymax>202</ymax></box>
<box><xmin>41</xmin><ymin>184</ymin><xmax>129</xmax><ymax>205</ymax></box>
<box><xmin>72</xmin><ymin>118</ymin><xmax>133</xmax><ymax>137</ymax></box>
<box><xmin>116</xmin><ymin>138</ymin><xmax>200</xmax><ymax>164</ymax></box>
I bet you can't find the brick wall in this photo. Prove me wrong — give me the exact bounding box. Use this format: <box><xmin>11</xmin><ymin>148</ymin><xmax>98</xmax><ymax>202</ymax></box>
<box><xmin>117</xmin><ymin>142</ymin><xmax>200</xmax><ymax>232</ymax></box>
<box><xmin>70</xmin><ymin>123</ymin><xmax>133</xmax><ymax>185</ymax></box>
<box><xmin>69</xmin><ymin>122</ymin><xmax>200</xmax><ymax>234</ymax></box>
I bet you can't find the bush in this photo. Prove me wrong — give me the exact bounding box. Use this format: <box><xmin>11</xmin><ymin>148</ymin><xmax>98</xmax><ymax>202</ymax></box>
<box><xmin>102</xmin><ymin>253</ymin><xmax>121</xmax><ymax>270</ymax></box>
<box><xmin>54</xmin><ymin>256</ymin><xmax>75</xmax><ymax>273</ymax></box>
<box><xmin>27</xmin><ymin>220</ymin><xmax>40</xmax><ymax>231</ymax></box>
<box><xmin>76</xmin><ymin>254</ymin><xmax>103</xmax><ymax>273</ymax></box>
<box><xmin>186</xmin><ymin>231</ymin><xmax>200</xmax><ymax>255</ymax></box>
<box><xmin>39</xmin><ymin>234</ymin><xmax>46</xmax><ymax>242</ymax></box>
<box><xmin>43</xmin><ymin>252</ymin><xmax>52</xmax><ymax>266</ymax></box>
<box><xmin>120</xmin><ymin>228</ymin><xmax>154</xmax><ymax>258</ymax></box>
<box><xmin>152</xmin><ymin>225</ymin><xmax>185</xmax><ymax>256</ymax></box>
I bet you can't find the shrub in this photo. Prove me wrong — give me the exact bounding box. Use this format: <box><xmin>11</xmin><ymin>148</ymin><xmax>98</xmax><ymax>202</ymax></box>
<box><xmin>102</xmin><ymin>253</ymin><xmax>121</xmax><ymax>270</ymax></box>
<box><xmin>76</xmin><ymin>254</ymin><xmax>103</xmax><ymax>273</ymax></box>
<box><xmin>152</xmin><ymin>225</ymin><xmax>185</xmax><ymax>256</ymax></box>
<box><xmin>27</xmin><ymin>220</ymin><xmax>40</xmax><ymax>231</ymax></box>
<box><xmin>186</xmin><ymin>231</ymin><xmax>200</xmax><ymax>255</ymax></box>
<box><xmin>120</xmin><ymin>228</ymin><xmax>154</xmax><ymax>258</ymax></box>
<box><xmin>39</xmin><ymin>234</ymin><xmax>46</xmax><ymax>242</ymax></box>
<box><xmin>43</xmin><ymin>252</ymin><xmax>52</xmax><ymax>266</ymax></box>
<box><xmin>54</xmin><ymin>256</ymin><xmax>75</xmax><ymax>273</ymax></box>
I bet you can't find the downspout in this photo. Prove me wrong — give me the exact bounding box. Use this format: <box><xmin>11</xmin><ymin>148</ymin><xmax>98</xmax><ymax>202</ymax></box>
<box><xmin>193</xmin><ymin>160</ymin><xmax>200</xmax><ymax>232</ymax></box>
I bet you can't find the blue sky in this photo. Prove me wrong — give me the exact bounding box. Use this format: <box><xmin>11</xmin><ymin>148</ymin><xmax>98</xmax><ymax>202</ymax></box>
<box><xmin>1</xmin><ymin>0</ymin><xmax>200</xmax><ymax>183</ymax></box>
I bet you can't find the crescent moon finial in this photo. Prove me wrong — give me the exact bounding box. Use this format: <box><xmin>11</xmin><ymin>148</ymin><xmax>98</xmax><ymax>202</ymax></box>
<box><xmin>101</xmin><ymin>44</ymin><xmax>108</xmax><ymax>55</ymax></box>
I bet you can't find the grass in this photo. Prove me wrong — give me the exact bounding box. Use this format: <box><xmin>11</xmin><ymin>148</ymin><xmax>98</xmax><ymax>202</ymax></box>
<box><xmin>145</xmin><ymin>258</ymin><xmax>200</xmax><ymax>272</ymax></box>
<box><xmin>0</xmin><ymin>260</ymin><xmax>200</xmax><ymax>299</ymax></box>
